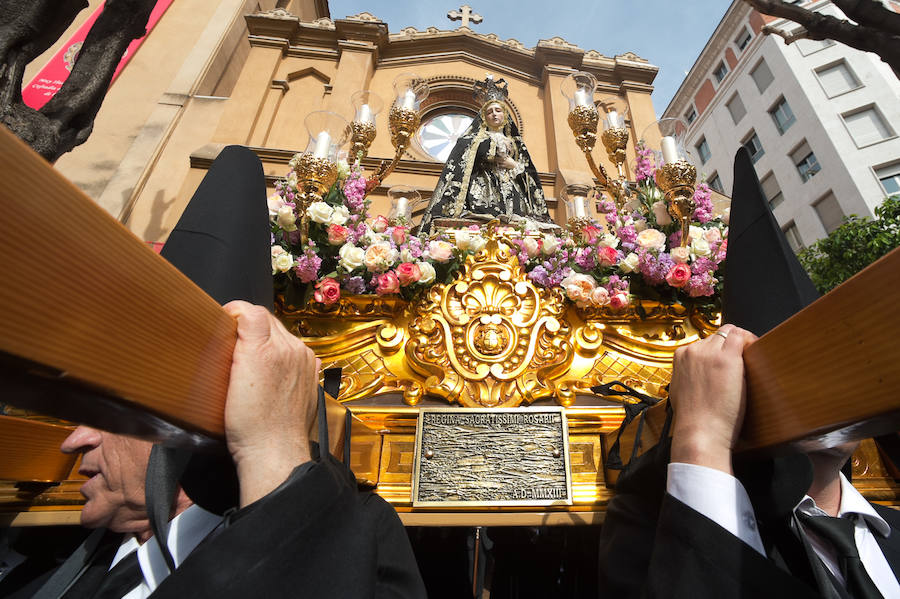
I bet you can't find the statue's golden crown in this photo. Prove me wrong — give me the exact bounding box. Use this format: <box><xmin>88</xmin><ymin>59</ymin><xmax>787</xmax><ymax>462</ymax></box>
<box><xmin>473</xmin><ymin>75</ymin><xmax>509</xmax><ymax>106</ymax></box>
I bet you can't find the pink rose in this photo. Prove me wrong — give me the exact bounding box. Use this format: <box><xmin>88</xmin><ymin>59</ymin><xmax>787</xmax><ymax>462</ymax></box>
<box><xmin>375</xmin><ymin>271</ymin><xmax>400</xmax><ymax>295</ymax></box>
<box><xmin>582</xmin><ymin>225</ymin><xmax>602</xmax><ymax>244</ymax></box>
<box><xmin>371</xmin><ymin>215</ymin><xmax>389</xmax><ymax>233</ymax></box>
<box><xmin>609</xmin><ymin>292</ymin><xmax>629</xmax><ymax>310</ymax></box>
<box><xmin>523</xmin><ymin>237</ymin><xmax>542</xmax><ymax>258</ymax></box>
<box><xmin>396</xmin><ymin>262</ymin><xmax>421</xmax><ymax>286</ymax></box>
<box><xmin>705</xmin><ymin>227</ymin><xmax>722</xmax><ymax>244</ymax></box>
<box><xmin>597</xmin><ymin>246</ymin><xmax>618</xmax><ymax>267</ymax></box>
<box><xmin>327</xmin><ymin>224</ymin><xmax>349</xmax><ymax>246</ymax></box>
<box><xmin>313</xmin><ymin>277</ymin><xmax>341</xmax><ymax>305</ymax></box>
<box><xmin>426</xmin><ymin>240</ymin><xmax>454</xmax><ymax>263</ymax></box>
<box><xmin>665</xmin><ymin>263</ymin><xmax>692</xmax><ymax>288</ymax></box>
<box><xmin>560</xmin><ymin>272</ymin><xmax>597</xmax><ymax>305</ymax></box>
<box><xmin>391</xmin><ymin>226</ymin><xmax>408</xmax><ymax>245</ymax></box>
<box><xmin>590</xmin><ymin>286</ymin><xmax>610</xmax><ymax>306</ymax></box>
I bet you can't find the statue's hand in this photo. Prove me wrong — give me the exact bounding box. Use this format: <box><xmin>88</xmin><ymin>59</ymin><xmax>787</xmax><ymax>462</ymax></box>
<box><xmin>498</xmin><ymin>156</ymin><xmax>517</xmax><ymax>170</ymax></box>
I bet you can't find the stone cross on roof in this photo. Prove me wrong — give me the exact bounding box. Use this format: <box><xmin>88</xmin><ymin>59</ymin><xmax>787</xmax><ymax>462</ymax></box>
<box><xmin>447</xmin><ymin>5</ymin><xmax>483</xmax><ymax>28</ymax></box>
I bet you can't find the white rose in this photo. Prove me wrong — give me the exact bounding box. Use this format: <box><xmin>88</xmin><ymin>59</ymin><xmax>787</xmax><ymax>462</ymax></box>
<box><xmin>329</xmin><ymin>205</ymin><xmax>350</xmax><ymax>226</ymax></box>
<box><xmin>689</xmin><ymin>225</ymin><xmax>705</xmax><ymax>243</ymax></box>
<box><xmin>598</xmin><ymin>233</ymin><xmax>620</xmax><ymax>249</ymax></box>
<box><xmin>523</xmin><ymin>237</ymin><xmax>541</xmax><ymax>258</ymax></box>
<box><xmin>307</xmin><ymin>201</ymin><xmax>334</xmax><ymax>224</ymax></box>
<box><xmin>690</xmin><ymin>236</ymin><xmax>711</xmax><ymax>257</ymax></box>
<box><xmin>651</xmin><ymin>201</ymin><xmax>672</xmax><ymax>226</ymax></box>
<box><xmin>267</xmin><ymin>193</ymin><xmax>285</xmax><ymax>220</ymax></box>
<box><xmin>541</xmin><ymin>235</ymin><xmax>560</xmax><ymax>255</ymax></box>
<box><xmin>670</xmin><ymin>246</ymin><xmax>691</xmax><ymax>264</ymax></box>
<box><xmin>399</xmin><ymin>248</ymin><xmax>416</xmax><ymax>264</ymax></box>
<box><xmin>338</xmin><ymin>243</ymin><xmax>365</xmax><ymax>271</ymax></box>
<box><xmin>276</xmin><ymin>205</ymin><xmax>297</xmax><ymax>231</ymax></box>
<box><xmin>273</xmin><ymin>252</ymin><xmax>294</xmax><ymax>273</ymax></box>
<box><xmin>620</xmin><ymin>252</ymin><xmax>640</xmax><ymax>273</ymax></box>
<box><xmin>455</xmin><ymin>230</ymin><xmax>472</xmax><ymax>250</ymax></box>
<box><xmin>636</xmin><ymin>228</ymin><xmax>667</xmax><ymax>252</ymax></box>
<box><xmin>363</xmin><ymin>241</ymin><xmax>398</xmax><ymax>273</ymax></box>
<box><xmin>468</xmin><ymin>235</ymin><xmax>487</xmax><ymax>253</ymax></box>
<box><xmin>560</xmin><ymin>272</ymin><xmax>597</xmax><ymax>305</ymax></box>
<box><xmin>417</xmin><ymin>261</ymin><xmax>436</xmax><ymax>285</ymax></box>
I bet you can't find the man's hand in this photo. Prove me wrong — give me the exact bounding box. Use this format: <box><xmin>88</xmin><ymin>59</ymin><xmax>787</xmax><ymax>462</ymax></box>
<box><xmin>669</xmin><ymin>324</ymin><xmax>757</xmax><ymax>474</ymax></box>
<box><xmin>222</xmin><ymin>300</ymin><xmax>319</xmax><ymax>507</ymax></box>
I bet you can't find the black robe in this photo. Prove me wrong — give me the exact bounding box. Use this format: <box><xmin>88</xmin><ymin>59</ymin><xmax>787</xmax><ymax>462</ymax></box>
<box><xmin>18</xmin><ymin>454</ymin><xmax>425</xmax><ymax>599</ymax></box>
<box><xmin>598</xmin><ymin>440</ymin><xmax>900</xmax><ymax>598</ymax></box>
<box><xmin>419</xmin><ymin>112</ymin><xmax>551</xmax><ymax>234</ymax></box>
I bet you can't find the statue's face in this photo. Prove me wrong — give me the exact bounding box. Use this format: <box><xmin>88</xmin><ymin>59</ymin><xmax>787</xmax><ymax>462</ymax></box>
<box><xmin>484</xmin><ymin>103</ymin><xmax>506</xmax><ymax>128</ymax></box>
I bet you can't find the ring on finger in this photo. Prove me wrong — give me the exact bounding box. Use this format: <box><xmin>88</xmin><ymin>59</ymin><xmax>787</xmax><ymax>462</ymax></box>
<box><xmin>714</xmin><ymin>330</ymin><xmax>729</xmax><ymax>340</ymax></box>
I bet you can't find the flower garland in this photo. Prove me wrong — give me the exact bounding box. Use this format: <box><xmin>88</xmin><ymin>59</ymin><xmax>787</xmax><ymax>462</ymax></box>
<box><xmin>269</xmin><ymin>143</ymin><xmax>727</xmax><ymax>311</ymax></box>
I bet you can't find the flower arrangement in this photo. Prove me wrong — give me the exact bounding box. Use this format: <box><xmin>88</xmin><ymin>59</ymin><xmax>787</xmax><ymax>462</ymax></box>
<box><xmin>269</xmin><ymin>161</ymin><xmax>486</xmax><ymax>307</ymax></box>
<box><xmin>269</xmin><ymin>142</ymin><xmax>727</xmax><ymax>312</ymax></box>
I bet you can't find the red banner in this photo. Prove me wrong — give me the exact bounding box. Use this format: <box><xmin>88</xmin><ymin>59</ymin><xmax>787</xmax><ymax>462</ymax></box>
<box><xmin>22</xmin><ymin>0</ymin><xmax>174</xmax><ymax>110</ymax></box>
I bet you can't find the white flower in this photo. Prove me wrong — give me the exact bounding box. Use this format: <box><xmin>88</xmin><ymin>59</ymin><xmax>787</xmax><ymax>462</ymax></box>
<box><xmin>690</xmin><ymin>236</ymin><xmax>712</xmax><ymax>258</ymax></box>
<box><xmin>267</xmin><ymin>194</ymin><xmax>285</xmax><ymax>220</ymax></box>
<box><xmin>598</xmin><ymin>233</ymin><xmax>620</xmax><ymax>249</ymax></box>
<box><xmin>636</xmin><ymin>228</ymin><xmax>667</xmax><ymax>252</ymax></box>
<box><xmin>307</xmin><ymin>201</ymin><xmax>334</xmax><ymax>224</ymax></box>
<box><xmin>271</xmin><ymin>246</ymin><xmax>294</xmax><ymax>274</ymax></box>
<box><xmin>560</xmin><ymin>272</ymin><xmax>597</xmax><ymax>305</ymax></box>
<box><xmin>363</xmin><ymin>241</ymin><xmax>398</xmax><ymax>272</ymax></box>
<box><xmin>467</xmin><ymin>235</ymin><xmax>487</xmax><ymax>253</ymax></box>
<box><xmin>620</xmin><ymin>252</ymin><xmax>640</xmax><ymax>273</ymax></box>
<box><xmin>670</xmin><ymin>246</ymin><xmax>691</xmax><ymax>264</ymax></box>
<box><xmin>338</xmin><ymin>243</ymin><xmax>365</xmax><ymax>271</ymax></box>
<box><xmin>329</xmin><ymin>205</ymin><xmax>350</xmax><ymax>226</ymax></box>
<box><xmin>632</xmin><ymin>219</ymin><xmax>648</xmax><ymax>233</ymax></box>
<box><xmin>417</xmin><ymin>261</ymin><xmax>436</xmax><ymax>285</ymax></box>
<box><xmin>399</xmin><ymin>247</ymin><xmax>416</xmax><ymax>264</ymax></box>
<box><xmin>651</xmin><ymin>201</ymin><xmax>672</xmax><ymax>226</ymax></box>
<box><xmin>336</xmin><ymin>160</ymin><xmax>350</xmax><ymax>180</ymax></box>
<box><xmin>276</xmin><ymin>205</ymin><xmax>297</xmax><ymax>232</ymax></box>
<box><xmin>689</xmin><ymin>225</ymin><xmax>706</xmax><ymax>243</ymax></box>
<box><xmin>454</xmin><ymin>230</ymin><xmax>472</xmax><ymax>250</ymax></box>
<box><xmin>523</xmin><ymin>237</ymin><xmax>541</xmax><ymax>258</ymax></box>
<box><xmin>541</xmin><ymin>235</ymin><xmax>560</xmax><ymax>255</ymax></box>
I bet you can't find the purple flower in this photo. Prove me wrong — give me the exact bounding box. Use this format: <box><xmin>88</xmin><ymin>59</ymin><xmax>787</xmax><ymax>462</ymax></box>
<box><xmin>528</xmin><ymin>265</ymin><xmax>550</xmax><ymax>287</ymax></box>
<box><xmin>343</xmin><ymin>276</ymin><xmax>367</xmax><ymax>295</ymax></box>
<box><xmin>634</xmin><ymin>143</ymin><xmax>656</xmax><ymax>183</ymax></box>
<box><xmin>639</xmin><ymin>250</ymin><xmax>674</xmax><ymax>285</ymax></box>
<box><xmin>343</xmin><ymin>171</ymin><xmax>368</xmax><ymax>213</ymax></box>
<box><xmin>294</xmin><ymin>247</ymin><xmax>322</xmax><ymax>283</ymax></box>
<box><xmin>692</xmin><ymin>183</ymin><xmax>713</xmax><ymax>223</ymax></box>
<box><xmin>687</xmin><ymin>272</ymin><xmax>716</xmax><ymax>297</ymax></box>
<box><xmin>575</xmin><ymin>247</ymin><xmax>597</xmax><ymax>270</ymax></box>
<box><xmin>691</xmin><ymin>256</ymin><xmax>715</xmax><ymax>275</ymax></box>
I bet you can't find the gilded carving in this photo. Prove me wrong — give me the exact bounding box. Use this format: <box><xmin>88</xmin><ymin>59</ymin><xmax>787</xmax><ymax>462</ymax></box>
<box><xmin>405</xmin><ymin>231</ymin><xmax>573</xmax><ymax>408</ymax></box>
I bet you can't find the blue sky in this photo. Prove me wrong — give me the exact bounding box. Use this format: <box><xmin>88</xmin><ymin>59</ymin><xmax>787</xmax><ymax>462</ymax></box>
<box><xmin>329</xmin><ymin>0</ymin><xmax>730</xmax><ymax>115</ymax></box>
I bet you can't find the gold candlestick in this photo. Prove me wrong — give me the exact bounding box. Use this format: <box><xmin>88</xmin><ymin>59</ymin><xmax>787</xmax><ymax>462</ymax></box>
<box><xmin>600</xmin><ymin>126</ymin><xmax>629</xmax><ymax>178</ymax></box>
<box><xmin>348</xmin><ymin>120</ymin><xmax>377</xmax><ymax>161</ymax></box>
<box><xmin>291</xmin><ymin>152</ymin><xmax>338</xmax><ymax>244</ymax></box>
<box><xmin>655</xmin><ymin>160</ymin><xmax>697</xmax><ymax>247</ymax></box>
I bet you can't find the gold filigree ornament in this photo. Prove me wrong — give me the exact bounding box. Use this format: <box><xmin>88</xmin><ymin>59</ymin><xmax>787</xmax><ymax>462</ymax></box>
<box><xmin>655</xmin><ymin>159</ymin><xmax>697</xmax><ymax>248</ymax></box>
<box><xmin>404</xmin><ymin>230</ymin><xmax>574</xmax><ymax>408</ymax></box>
<box><xmin>348</xmin><ymin>120</ymin><xmax>377</xmax><ymax>160</ymax></box>
<box><xmin>566</xmin><ymin>104</ymin><xmax>599</xmax><ymax>154</ymax></box>
<box><xmin>291</xmin><ymin>153</ymin><xmax>338</xmax><ymax>243</ymax></box>
<box><xmin>600</xmin><ymin>126</ymin><xmax>629</xmax><ymax>171</ymax></box>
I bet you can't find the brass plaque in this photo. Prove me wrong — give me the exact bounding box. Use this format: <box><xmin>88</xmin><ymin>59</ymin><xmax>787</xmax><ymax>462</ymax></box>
<box><xmin>412</xmin><ymin>408</ymin><xmax>572</xmax><ymax>507</ymax></box>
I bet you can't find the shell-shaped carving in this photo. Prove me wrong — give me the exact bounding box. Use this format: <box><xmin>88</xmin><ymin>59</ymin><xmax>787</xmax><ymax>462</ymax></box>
<box><xmin>406</xmin><ymin>228</ymin><xmax>573</xmax><ymax>407</ymax></box>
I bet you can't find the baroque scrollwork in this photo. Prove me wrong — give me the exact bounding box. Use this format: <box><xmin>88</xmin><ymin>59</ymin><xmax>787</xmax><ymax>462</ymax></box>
<box><xmin>405</xmin><ymin>232</ymin><xmax>573</xmax><ymax>407</ymax></box>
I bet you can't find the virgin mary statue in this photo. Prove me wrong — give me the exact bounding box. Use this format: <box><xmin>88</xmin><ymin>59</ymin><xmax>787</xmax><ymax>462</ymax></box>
<box><xmin>418</xmin><ymin>76</ymin><xmax>555</xmax><ymax>234</ymax></box>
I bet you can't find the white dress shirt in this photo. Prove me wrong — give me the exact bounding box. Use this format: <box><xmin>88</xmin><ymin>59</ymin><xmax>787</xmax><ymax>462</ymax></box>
<box><xmin>108</xmin><ymin>504</ymin><xmax>222</xmax><ymax>599</ymax></box>
<box><xmin>668</xmin><ymin>462</ymin><xmax>900</xmax><ymax>597</ymax></box>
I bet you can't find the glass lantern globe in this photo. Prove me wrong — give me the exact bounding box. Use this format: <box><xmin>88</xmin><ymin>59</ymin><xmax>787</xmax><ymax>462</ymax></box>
<box><xmin>303</xmin><ymin>111</ymin><xmax>349</xmax><ymax>160</ymax></box>
<box><xmin>560</xmin><ymin>72</ymin><xmax>597</xmax><ymax>111</ymax></box>
<box><xmin>392</xmin><ymin>73</ymin><xmax>430</xmax><ymax>112</ymax></box>
<box><xmin>350</xmin><ymin>90</ymin><xmax>384</xmax><ymax>124</ymax></box>
<box><xmin>640</xmin><ymin>118</ymin><xmax>693</xmax><ymax>166</ymax></box>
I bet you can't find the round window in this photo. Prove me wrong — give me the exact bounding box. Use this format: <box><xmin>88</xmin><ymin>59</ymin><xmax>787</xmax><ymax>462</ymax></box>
<box><xmin>417</xmin><ymin>113</ymin><xmax>474</xmax><ymax>162</ymax></box>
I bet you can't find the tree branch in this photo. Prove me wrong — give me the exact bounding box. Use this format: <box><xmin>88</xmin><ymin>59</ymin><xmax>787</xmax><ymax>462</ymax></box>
<box><xmin>831</xmin><ymin>0</ymin><xmax>900</xmax><ymax>36</ymax></box>
<box><xmin>743</xmin><ymin>0</ymin><xmax>900</xmax><ymax>76</ymax></box>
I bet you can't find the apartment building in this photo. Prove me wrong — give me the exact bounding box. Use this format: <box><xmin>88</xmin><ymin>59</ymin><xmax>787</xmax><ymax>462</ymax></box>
<box><xmin>662</xmin><ymin>0</ymin><xmax>900</xmax><ymax>251</ymax></box>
